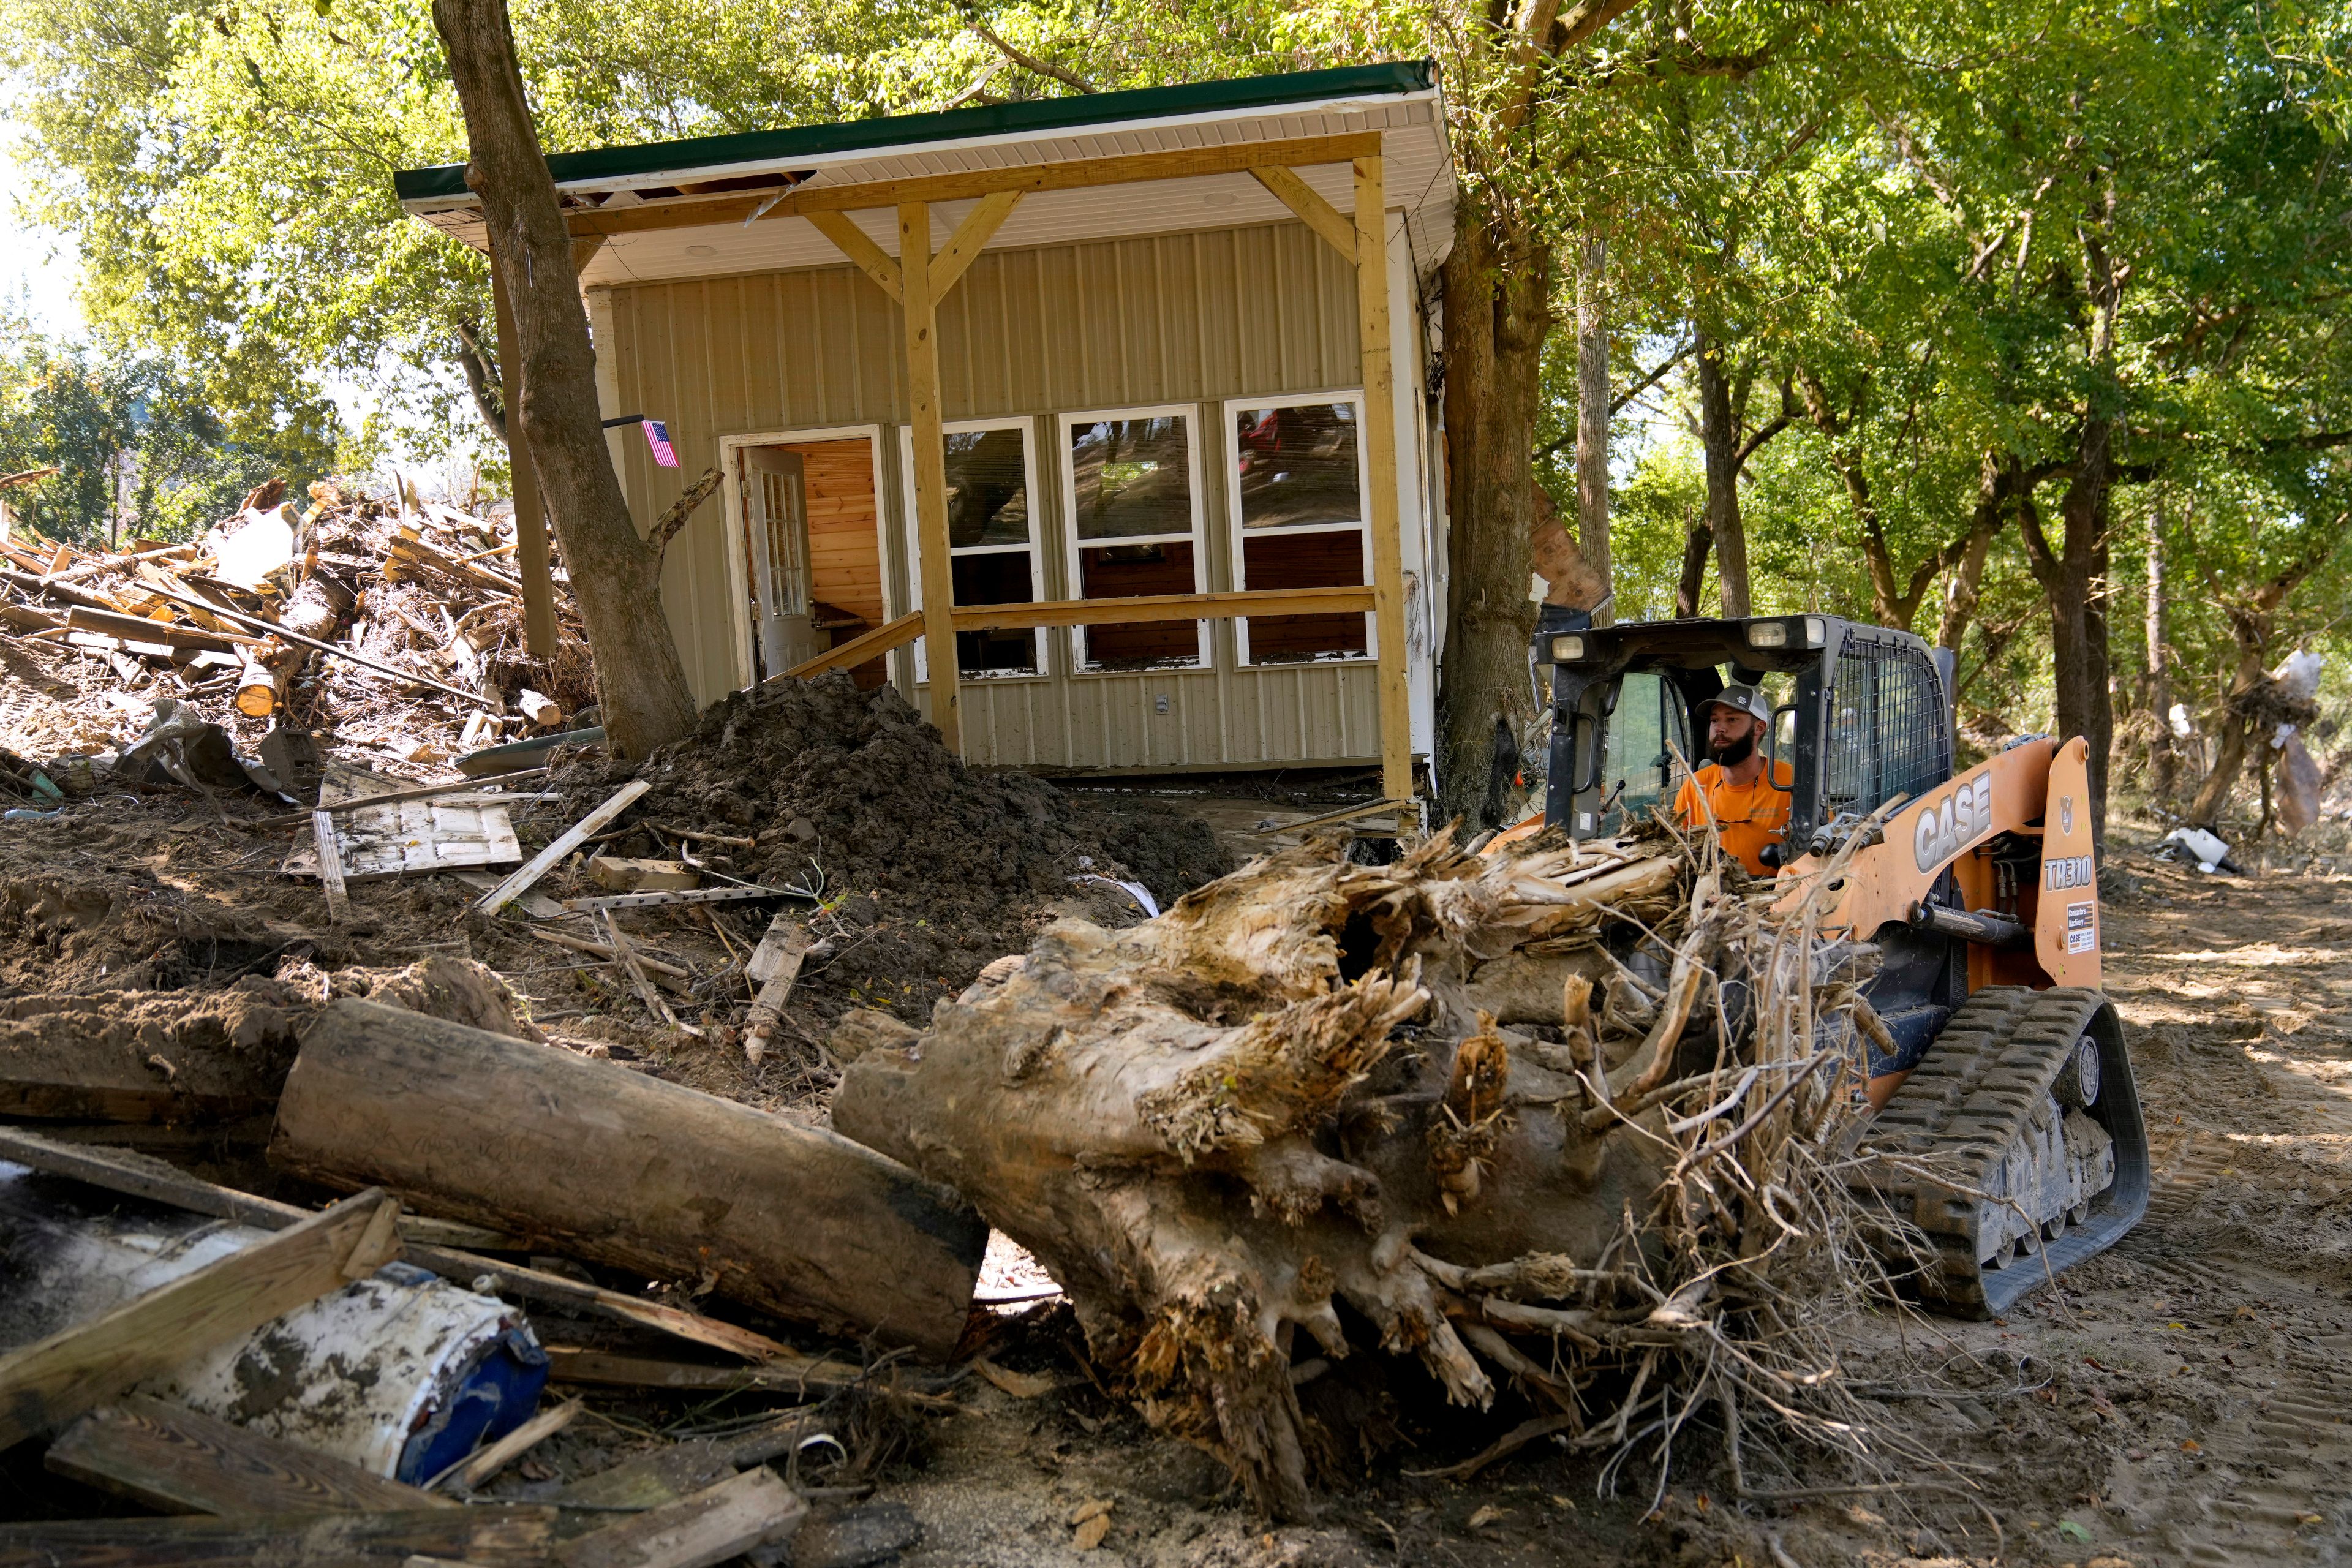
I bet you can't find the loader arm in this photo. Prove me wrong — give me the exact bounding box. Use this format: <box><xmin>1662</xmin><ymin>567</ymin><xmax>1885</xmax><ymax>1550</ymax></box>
<box><xmin>1781</xmin><ymin>734</ymin><xmax>2101</xmax><ymax>992</ymax></box>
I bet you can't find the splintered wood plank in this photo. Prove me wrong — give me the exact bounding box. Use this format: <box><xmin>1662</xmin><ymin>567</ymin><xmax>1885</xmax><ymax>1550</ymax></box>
<box><xmin>0</xmin><ymin>1506</ymin><xmax>556</xmax><ymax>1567</ymax></box>
<box><xmin>555</xmin><ymin>1468</ymin><xmax>805</xmax><ymax>1568</ymax></box>
<box><xmin>473</xmin><ymin>780</ymin><xmax>651</xmax><ymax>916</ymax></box>
<box><xmin>545</xmin><ymin>1345</ymin><xmax>864</xmax><ymax>1395</ymax></box>
<box><xmin>0</xmin><ymin>1189</ymin><xmax>402</xmax><ymax>1449</ymax></box>
<box><xmin>45</xmin><ymin>1395</ymin><xmax>451</xmax><ymax>1515</ymax></box>
<box><xmin>314</xmin><ymin>810</ymin><xmax>350</xmax><ymax>921</ymax></box>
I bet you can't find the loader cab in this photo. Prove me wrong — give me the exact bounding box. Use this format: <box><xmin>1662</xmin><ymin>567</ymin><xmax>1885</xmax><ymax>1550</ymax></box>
<box><xmin>1532</xmin><ymin>607</ymin><xmax>1954</xmax><ymax>861</ymax></box>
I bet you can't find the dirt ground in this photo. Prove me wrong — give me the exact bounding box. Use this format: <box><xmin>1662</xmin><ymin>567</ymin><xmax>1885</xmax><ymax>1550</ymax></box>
<box><xmin>2</xmin><ymin>733</ymin><xmax>2346</xmax><ymax>1566</ymax></box>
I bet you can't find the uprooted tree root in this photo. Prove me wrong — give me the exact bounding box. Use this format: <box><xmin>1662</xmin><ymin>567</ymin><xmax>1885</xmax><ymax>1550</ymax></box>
<box><xmin>835</xmin><ymin>818</ymin><xmax>1943</xmax><ymax>1518</ymax></box>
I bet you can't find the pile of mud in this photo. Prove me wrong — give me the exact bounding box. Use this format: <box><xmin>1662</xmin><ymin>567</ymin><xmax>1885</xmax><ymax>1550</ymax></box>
<box><xmin>555</xmin><ymin>674</ymin><xmax>1231</xmax><ymax>1021</ymax></box>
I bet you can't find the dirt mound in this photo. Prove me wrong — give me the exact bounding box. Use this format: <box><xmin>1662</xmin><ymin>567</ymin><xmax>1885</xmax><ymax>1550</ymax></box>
<box><xmin>553</xmin><ymin>674</ymin><xmax>1230</xmax><ymax>1023</ymax></box>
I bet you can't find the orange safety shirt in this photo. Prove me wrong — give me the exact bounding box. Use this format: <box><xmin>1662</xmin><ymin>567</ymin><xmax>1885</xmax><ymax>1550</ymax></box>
<box><xmin>1673</xmin><ymin>760</ymin><xmax>1795</xmax><ymax>876</ymax></box>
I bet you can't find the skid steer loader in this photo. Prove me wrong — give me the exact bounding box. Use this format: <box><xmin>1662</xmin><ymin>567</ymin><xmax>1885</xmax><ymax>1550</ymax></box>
<box><xmin>1529</xmin><ymin>606</ymin><xmax>2150</xmax><ymax>1316</ymax></box>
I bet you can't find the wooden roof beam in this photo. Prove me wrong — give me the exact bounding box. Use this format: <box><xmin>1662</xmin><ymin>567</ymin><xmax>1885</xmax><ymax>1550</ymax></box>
<box><xmin>564</xmin><ymin>130</ymin><xmax>1381</xmax><ymax>240</ymax></box>
<box><xmin>1249</xmin><ymin>165</ymin><xmax>1355</xmax><ymax>262</ymax></box>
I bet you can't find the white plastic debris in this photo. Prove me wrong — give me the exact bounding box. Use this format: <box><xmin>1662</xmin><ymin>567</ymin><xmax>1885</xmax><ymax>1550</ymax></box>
<box><xmin>209</xmin><ymin>505</ymin><xmax>296</xmax><ymax>589</ymax></box>
<box><xmin>2162</xmin><ymin>826</ymin><xmax>2233</xmax><ymax>874</ymax></box>
<box><xmin>1069</xmin><ymin>873</ymin><xmax>1159</xmax><ymax>917</ymax></box>
<box><xmin>2272</xmin><ymin>647</ymin><xmax>2323</xmax><ymax>704</ymax></box>
<box><xmin>2168</xmin><ymin>703</ymin><xmax>2195</xmax><ymax>740</ymax></box>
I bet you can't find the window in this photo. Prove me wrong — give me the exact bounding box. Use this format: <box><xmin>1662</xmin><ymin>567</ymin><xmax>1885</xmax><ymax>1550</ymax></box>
<box><xmin>1225</xmin><ymin>394</ymin><xmax>1371</xmax><ymax>664</ymax></box>
<box><xmin>1599</xmin><ymin>671</ymin><xmax>1689</xmax><ymax>827</ymax></box>
<box><xmin>897</xmin><ymin>418</ymin><xmax>1046</xmax><ymax>680</ymax></box>
<box><xmin>1061</xmin><ymin>406</ymin><xmax>1207</xmax><ymax>671</ymax></box>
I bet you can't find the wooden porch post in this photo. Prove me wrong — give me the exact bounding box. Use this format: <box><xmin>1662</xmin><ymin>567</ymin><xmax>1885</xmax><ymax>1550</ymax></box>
<box><xmin>1354</xmin><ymin>154</ymin><xmax>1414</xmax><ymax>815</ymax></box>
<box><xmin>487</xmin><ymin>231</ymin><xmax>557</xmax><ymax>658</ymax></box>
<box><xmin>898</xmin><ymin>203</ymin><xmax>962</xmax><ymax>754</ymax></box>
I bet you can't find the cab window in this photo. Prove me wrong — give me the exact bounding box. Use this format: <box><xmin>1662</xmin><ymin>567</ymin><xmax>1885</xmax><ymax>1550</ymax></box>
<box><xmin>1599</xmin><ymin>671</ymin><xmax>1689</xmax><ymax>826</ymax></box>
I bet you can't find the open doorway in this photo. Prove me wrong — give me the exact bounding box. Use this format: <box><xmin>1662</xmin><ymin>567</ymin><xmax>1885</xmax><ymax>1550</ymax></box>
<box><xmin>735</xmin><ymin>435</ymin><xmax>886</xmax><ymax>688</ymax></box>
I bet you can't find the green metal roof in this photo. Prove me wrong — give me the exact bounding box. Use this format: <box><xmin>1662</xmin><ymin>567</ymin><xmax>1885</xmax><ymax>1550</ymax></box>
<box><xmin>395</xmin><ymin>60</ymin><xmax>1436</xmax><ymax>205</ymax></box>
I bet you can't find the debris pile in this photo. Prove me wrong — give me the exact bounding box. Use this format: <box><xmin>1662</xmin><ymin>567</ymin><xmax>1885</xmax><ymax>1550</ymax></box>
<box><xmin>549</xmin><ymin>671</ymin><xmax>1231</xmax><ymax>1036</ymax></box>
<box><xmin>0</xmin><ymin>477</ymin><xmax>595</xmax><ymax>791</ymax></box>
<box><xmin>835</xmin><ymin>818</ymin><xmax>1920</xmax><ymax>1518</ymax></box>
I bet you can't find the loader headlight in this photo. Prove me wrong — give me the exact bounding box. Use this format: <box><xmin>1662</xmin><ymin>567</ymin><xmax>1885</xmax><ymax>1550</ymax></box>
<box><xmin>1802</xmin><ymin>616</ymin><xmax>1826</xmax><ymax>646</ymax></box>
<box><xmin>1548</xmin><ymin>633</ymin><xmax>1586</xmax><ymax>663</ymax></box>
<box><xmin>1746</xmin><ymin>621</ymin><xmax>1789</xmax><ymax>649</ymax></box>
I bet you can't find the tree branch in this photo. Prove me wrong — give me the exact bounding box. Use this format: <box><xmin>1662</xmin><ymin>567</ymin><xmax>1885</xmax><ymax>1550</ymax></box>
<box><xmin>1611</xmin><ymin>339</ymin><xmax>1693</xmax><ymax>415</ymax></box>
<box><xmin>649</xmin><ymin>466</ymin><xmax>725</xmax><ymax>559</ymax></box>
<box><xmin>451</xmin><ymin>320</ymin><xmax>505</xmax><ymax>442</ymax></box>
<box><xmin>964</xmin><ymin>13</ymin><xmax>1096</xmax><ymax>94</ymax></box>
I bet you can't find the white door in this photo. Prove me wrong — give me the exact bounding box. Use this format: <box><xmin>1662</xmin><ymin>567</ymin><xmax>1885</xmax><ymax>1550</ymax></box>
<box><xmin>743</xmin><ymin>448</ymin><xmax>814</xmax><ymax>677</ymax></box>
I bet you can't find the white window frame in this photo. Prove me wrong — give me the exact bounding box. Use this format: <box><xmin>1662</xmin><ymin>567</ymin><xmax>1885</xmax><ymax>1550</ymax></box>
<box><xmin>895</xmin><ymin>415</ymin><xmax>1049</xmax><ymax>684</ymax></box>
<box><xmin>715</xmin><ymin>424</ymin><xmax>891</xmax><ymax>693</ymax></box>
<box><xmin>1222</xmin><ymin>390</ymin><xmax>1375</xmax><ymax>667</ymax></box>
<box><xmin>1057</xmin><ymin>402</ymin><xmax>1209</xmax><ymax>673</ymax></box>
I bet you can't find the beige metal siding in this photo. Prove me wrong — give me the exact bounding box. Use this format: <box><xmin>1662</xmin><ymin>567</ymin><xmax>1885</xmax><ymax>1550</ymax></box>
<box><xmin>599</xmin><ymin>220</ymin><xmax>1381</xmax><ymax>769</ymax></box>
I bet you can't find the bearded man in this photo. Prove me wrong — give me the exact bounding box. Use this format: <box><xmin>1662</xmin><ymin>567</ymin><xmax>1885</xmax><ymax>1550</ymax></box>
<box><xmin>1672</xmin><ymin>685</ymin><xmax>1792</xmax><ymax>876</ymax></box>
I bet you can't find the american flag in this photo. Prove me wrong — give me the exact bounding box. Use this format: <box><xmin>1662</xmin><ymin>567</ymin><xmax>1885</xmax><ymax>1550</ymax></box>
<box><xmin>642</xmin><ymin>419</ymin><xmax>679</xmax><ymax>468</ymax></box>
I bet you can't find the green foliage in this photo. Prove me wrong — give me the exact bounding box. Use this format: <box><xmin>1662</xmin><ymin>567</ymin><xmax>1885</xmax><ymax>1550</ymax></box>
<box><xmin>0</xmin><ymin>303</ymin><xmax>330</xmax><ymax>544</ymax></box>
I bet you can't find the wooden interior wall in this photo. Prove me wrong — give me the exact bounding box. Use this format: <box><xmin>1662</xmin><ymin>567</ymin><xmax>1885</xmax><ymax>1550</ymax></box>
<box><xmin>778</xmin><ymin>439</ymin><xmax>883</xmax><ymax>630</ymax></box>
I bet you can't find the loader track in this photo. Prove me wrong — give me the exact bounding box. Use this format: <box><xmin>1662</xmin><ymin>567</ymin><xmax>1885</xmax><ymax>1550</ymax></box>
<box><xmin>1865</xmin><ymin>986</ymin><xmax>2150</xmax><ymax>1317</ymax></box>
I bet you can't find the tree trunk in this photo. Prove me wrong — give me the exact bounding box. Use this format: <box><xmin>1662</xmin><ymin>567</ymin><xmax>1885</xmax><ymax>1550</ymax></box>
<box><xmin>1574</xmin><ymin>236</ymin><xmax>1613</xmax><ymax>622</ymax></box>
<box><xmin>270</xmin><ymin>1000</ymin><xmax>987</xmax><ymax>1359</ymax></box>
<box><xmin>1695</xmin><ymin>327</ymin><xmax>1749</xmax><ymax>617</ymax></box>
<box><xmin>832</xmin><ymin>834</ymin><xmax>1857</xmax><ymax>1520</ymax></box>
<box><xmin>432</xmin><ymin>0</ymin><xmax>698</xmax><ymax>759</ymax></box>
<box><xmin>1936</xmin><ymin>455</ymin><xmax>2012</xmax><ymax>652</ymax></box>
<box><xmin>2144</xmin><ymin>498</ymin><xmax>2177</xmax><ymax>797</ymax></box>
<box><xmin>1436</xmin><ymin>200</ymin><xmax>1551</xmax><ymax>833</ymax></box>
<box><xmin>2019</xmin><ymin>458</ymin><xmax>2116</xmax><ymax>846</ymax></box>
<box><xmin>1674</xmin><ymin>519</ymin><xmax>1713</xmax><ymax>618</ymax></box>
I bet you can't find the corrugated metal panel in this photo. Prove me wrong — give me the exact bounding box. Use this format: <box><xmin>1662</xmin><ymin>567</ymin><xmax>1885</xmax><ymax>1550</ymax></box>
<box><xmin>601</xmin><ymin>220</ymin><xmax>1395</xmax><ymax>769</ymax></box>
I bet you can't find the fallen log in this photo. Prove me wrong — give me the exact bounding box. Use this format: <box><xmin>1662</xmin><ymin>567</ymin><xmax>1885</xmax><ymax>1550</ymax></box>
<box><xmin>0</xmin><ymin>990</ymin><xmax>306</xmax><ymax>1123</ymax></box>
<box><xmin>833</xmin><ymin>827</ymin><xmax>1883</xmax><ymax>1517</ymax></box>
<box><xmin>271</xmin><ymin>1000</ymin><xmax>987</xmax><ymax>1359</ymax></box>
<box><xmin>0</xmin><ymin>1506</ymin><xmax>556</xmax><ymax>1567</ymax></box>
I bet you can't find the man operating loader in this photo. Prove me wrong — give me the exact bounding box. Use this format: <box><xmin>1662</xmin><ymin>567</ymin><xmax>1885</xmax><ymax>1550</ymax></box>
<box><xmin>1673</xmin><ymin>685</ymin><xmax>1792</xmax><ymax>876</ymax></box>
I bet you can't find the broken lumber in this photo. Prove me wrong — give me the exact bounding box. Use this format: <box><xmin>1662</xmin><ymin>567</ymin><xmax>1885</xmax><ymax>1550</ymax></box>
<box><xmin>741</xmin><ymin>914</ymin><xmax>809</xmax><ymax>1067</ymax></box>
<box><xmin>562</xmin><ymin>883</ymin><xmax>809</xmax><ymax>913</ymax></box>
<box><xmin>66</xmin><ymin>604</ymin><xmax>251</xmax><ymax>654</ymax></box>
<box><xmin>473</xmin><ymin>778</ymin><xmax>650</xmax><ymax>914</ymax></box>
<box><xmin>0</xmin><ymin>1506</ymin><xmax>556</xmax><ymax>1567</ymax></box>
<box><xmin>271</xmin><ymin>1000</ymin><xmax>988</xmax><ymax>1358</ymax></box>
<box><xmin>544</xmin><ymin>1346</ymin><xmax>866</xmax><ymax>1396</ymax></box>
<box><xmin>430</xmin><ymin>1396</ymin><xmax>579</xmax><ymax>1493</ymax></box>
<box><xmin>0</xmin><ymin>1188</ymin><xmax>403</xmax><ymax>1449</ymax></box>
<box><xmin>314</xmin><ymin>810</ymin><xmax>350</xmax><ymax>922</ymax></box>
<box><xmin>46</xmin><ymin>1395</ymin><xmax>451</xmax><ymax>1515</ymax></box>
<box><xmin>555</xmin><ymin>1468</ymin><xmax>805</xmax><ymax>1568</ymax></box>
<box><xmin>0</xmin><ymin>1125</ymin><xmax>793</xmax><ymax>1365</ymax></box>
<box><xmin>254</xmin><ymin>767</ymin><xmax>549</xmax><ymax>826</ymax></box>
<box><xmin>590</xmin><ymin>856</ymin><xmax>699</xmax><ymax>892</ymax></box>
<box><xmin>140</xmin><ymin>581</ymin><xmax>502</xmax><ymax>708</ymax></box>
<box><xmin>550</xmin><ymin>1409</ymin><xmax>816</xmax><ymax>1513</ymax></box>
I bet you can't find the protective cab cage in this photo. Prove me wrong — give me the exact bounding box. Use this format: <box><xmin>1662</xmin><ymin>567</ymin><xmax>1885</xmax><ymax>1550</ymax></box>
<box><xmin>1531</xmin><ymin>605</ymin><xmax>1965</xmax><ymax>1069</ymax></box>
<box><xmin>1531</xmin><ymin>606</ymin><xmax>1954</xmax><ymax>867</ymax></box>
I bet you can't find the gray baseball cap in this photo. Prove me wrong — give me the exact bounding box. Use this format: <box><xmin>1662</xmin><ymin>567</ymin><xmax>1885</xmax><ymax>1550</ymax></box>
<box><xmin>1702</xmin><ymin>684</ymin><xmax>1771</xmax><ymax>725</ymax></box>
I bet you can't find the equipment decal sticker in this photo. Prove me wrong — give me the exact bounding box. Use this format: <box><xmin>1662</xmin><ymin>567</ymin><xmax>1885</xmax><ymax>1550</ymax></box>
<box><xmin>2066</xmin><ymin>900</ymin><xmax>2097</xmax><ymax>953</ymax></box>
<box><xmin>2046</xmin><ymin>853</ymin><xmax>2095</xmax><ymax>891</ymax></box>
<box><xmin>1913</xmin><ymin>773</ymin><xmax>1996</xmax><ymax>873</ymax></box>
